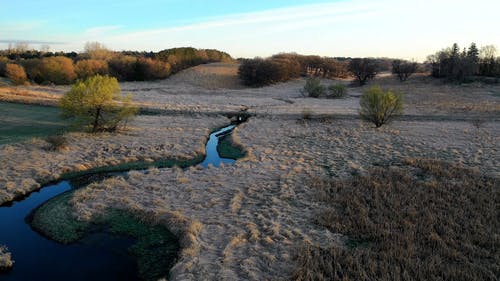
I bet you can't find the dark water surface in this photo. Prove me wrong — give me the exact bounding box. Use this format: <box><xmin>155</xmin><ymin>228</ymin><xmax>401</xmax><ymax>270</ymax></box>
<box><xmin>0</xmin><ymin>125</ymin><xmax>237</xmax><ymax>280</ymax></box>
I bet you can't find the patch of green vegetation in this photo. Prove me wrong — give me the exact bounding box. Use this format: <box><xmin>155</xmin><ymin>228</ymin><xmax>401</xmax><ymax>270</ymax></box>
<box><xmin>345</xmin><ymin>237</ymin><xmax>372</xmax><ymax>249</ymax></box>
<box><xmin>217</xmin><ymin>134</ymin><xmax>246</xmax><ymax>159</ymax></box>
<box><xmin>31</xmin><ymin>191</ymin><xmax>90</xmax><ymax>243</ymax></box>
<box><xmin>0</xmin><ymin>102</ymin><xmax>70</xmax><ymax>145</ymax></box>
<box><xmin>31</xmin><ymin>191</ymin><xmax>179</xmax><ymax>281</ymax></box>
<box><xmin>103</xmin><ymin>211</ymin><xmax>179</xmax><ymax>281</ymax></box>
<box><xmin>61</xmin><ymin>155</ymin><xmax>204</xmax><ymax>180</ymax></box>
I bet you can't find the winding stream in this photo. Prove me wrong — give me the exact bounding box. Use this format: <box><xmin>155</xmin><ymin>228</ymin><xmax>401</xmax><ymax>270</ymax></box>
<box><xmin>0</xmin><ymin>124</ymin><xmax>239</xmax><ymax>280</ymax></box>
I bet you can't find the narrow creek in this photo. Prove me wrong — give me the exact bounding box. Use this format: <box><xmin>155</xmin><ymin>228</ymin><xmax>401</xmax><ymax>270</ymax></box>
<box><xmin>0</xmin><ymin>124</ymin><xmax>240</xmax><ymax>281</ymax></box>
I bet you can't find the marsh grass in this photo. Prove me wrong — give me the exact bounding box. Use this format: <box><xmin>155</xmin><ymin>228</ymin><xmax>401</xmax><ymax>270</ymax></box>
<box><xmin>294</xmin><ymin>159</ymin><xmax>499</xmax><ymax>281</ymax></box>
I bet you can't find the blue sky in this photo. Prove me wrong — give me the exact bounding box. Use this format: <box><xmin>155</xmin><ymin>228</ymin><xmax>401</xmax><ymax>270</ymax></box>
<box><xmin>1</xmin><ymin>0</ymin><xmax>499</xmax><ymax>60</ymax></box>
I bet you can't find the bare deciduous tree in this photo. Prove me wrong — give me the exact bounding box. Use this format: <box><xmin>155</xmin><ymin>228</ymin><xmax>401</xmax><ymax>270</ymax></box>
<box><xmin>392</xmin><ymin>59</ymin><xmax>417</xmax><ymax>82</ymax></box>
<box><xmin>348</xmin><ymin>58</ymin><xmax>378</xmax><ymax>86</ymax></box>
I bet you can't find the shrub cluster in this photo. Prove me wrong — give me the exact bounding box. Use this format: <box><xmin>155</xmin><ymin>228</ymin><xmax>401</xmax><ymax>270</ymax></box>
<box><xmin>0</xmin><ymin>46</ymin><xmax>233</xmax><ymax>85</ymax></box>
<box><xmin>302</xmin><ymin>78</ymin><xmax>347</xmax><ymax>99</ymax></box>
<box><xmin>392</xmin><ymin>59</ymin><xmax>418</xmax><ymax>82</ymax></box>
<box><xmin>238</xmin><ymin>53</ymin><xmax>349</xmax><ymax>87</ymax></box>
<box><xmin>348</xmin><ymin>58</ymin><xmax>378</xmax><ymax>86</ymax></box>
<box><xmin>156</xmin><ymin>47</ymin><xmax>232</xmax><ymax>73</ymax></box>
<box><xmin>5</xmin><ymin>63</ymin><xmax>27</xmax><ymax>85</ymax></box>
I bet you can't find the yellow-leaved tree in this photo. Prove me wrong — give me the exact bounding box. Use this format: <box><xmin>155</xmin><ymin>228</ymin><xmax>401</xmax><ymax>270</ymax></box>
<box><xmin>60</xmin><ymin>75</ymin><xmax>137</xmax><ymax>132</ymax></box>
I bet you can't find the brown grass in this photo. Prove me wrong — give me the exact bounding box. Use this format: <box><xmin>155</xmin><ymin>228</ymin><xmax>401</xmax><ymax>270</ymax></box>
<box><xmin>294</xmin><ymin>159</ymin><xmax>499</xmax><ymax>281</ymax></box>
<box><xmin>0</xmin><ymin>245</ymin><xmax>13</xmax><ymax>271</ymax></box>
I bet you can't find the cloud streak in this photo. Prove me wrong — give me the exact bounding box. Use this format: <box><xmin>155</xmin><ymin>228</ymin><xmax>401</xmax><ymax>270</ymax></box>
<box><xmin>0</xmin><ymin>39</ymin><xmax>66</xmax><ymax>45</ymax></box>
<box><xmin>109</xmin><ymin>2</ymin><xmax>377</xmax><ymax>40</ymax></box>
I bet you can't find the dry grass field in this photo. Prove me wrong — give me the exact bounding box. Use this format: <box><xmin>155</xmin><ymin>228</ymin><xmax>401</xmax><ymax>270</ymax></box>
<box><xmin>0</xmin><ymin>63</ymin><xmax>499</xmax><ymax>280</ymax></box>
<box><xmin>0</xmin><ymin>245</ymin><xmax>13</xmax><ymax>271</ymax></box>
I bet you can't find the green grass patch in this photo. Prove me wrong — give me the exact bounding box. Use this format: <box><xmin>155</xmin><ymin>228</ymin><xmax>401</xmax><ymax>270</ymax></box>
<box><xmin>104</xmin><ymin>210</ymin><xmax>179</xmax><ymax>281</ymax></box>
<box><xmin>31</xmin><ymin>191</ymin><xmax>90</xmax><ymax>243</ymax></box>
<box><xmin>61</xmin><ymin>155</ymin><xmax>204</xmax><ymax>180</ymax></box>
<box><xmin>217</xmin><ymin>134</ymin><xmax>246</xmax><ymax>159</ymax></box>
<box><xmin>31</xmin><ymin>191</ymin><xmax>179</xmax><ymax>281</ymax></box>
<box><xmin>0</xmin><ymin>102</ymin><xmax>70</xmax><ymax>145</ymax></box>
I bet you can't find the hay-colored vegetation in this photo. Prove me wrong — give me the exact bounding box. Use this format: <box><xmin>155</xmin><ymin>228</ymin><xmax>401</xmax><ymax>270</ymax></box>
<box><xmin>0</xmin><ymin>114</ymin><xmax>227</xmax><ymax>205</ymax></box>
<box><xmin>0</xmin><ymin>245</ymin><xmax>13</xmax><ymax>271</ymax></box>
<box><xmin>294</xmin><ymin>159</ymin><xmax>499</xmax><ymax>281</ymax></box>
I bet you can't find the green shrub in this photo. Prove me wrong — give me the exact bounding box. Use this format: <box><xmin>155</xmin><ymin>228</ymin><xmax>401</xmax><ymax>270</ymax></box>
<box><xmin>359</xmin><ymin>86</ymin><xmax>403</xmax><ymax>127</ymax></box>
<box><xmin>302</xmin><ymin>78</ymin><xmax>326</xmax><ymax>98</ymax></box>
<box><xmin>326</xmin><ymin>83</ymin><xmax>346</xmax><ymax>98</ymax></box>
<box><xmin>60</xmin><ymin>75</ymin><xmax>137</xmax><ymax>132</ymax></box>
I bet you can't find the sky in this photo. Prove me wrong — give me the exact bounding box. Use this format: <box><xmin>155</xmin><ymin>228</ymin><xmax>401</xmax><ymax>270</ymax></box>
<box><xmin>0</xmin><ymin>0</ymin><xmax>499</xmax><ymax>61</ymax></box>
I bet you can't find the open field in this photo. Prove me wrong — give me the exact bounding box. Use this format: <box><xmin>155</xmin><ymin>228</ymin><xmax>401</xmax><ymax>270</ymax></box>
<box><xmin>0</xmin><ymin>63</ymin><xmax>499</xmax><ymax>280</ymax></box>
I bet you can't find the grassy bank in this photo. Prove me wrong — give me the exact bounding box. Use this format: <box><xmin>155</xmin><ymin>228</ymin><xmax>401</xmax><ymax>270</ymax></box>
<box><xmin>294</xmin><ymin>159</ymin><xmax>499</xmax><ymax>281</ymax></box>
<box><xmin>217</xmin><ymin>134</ymin><xmax>246</xmax><ymax>160</ymax></box>
<box><xmin>61</xmin><ymin>154</ymin><xmax>205</xmax><ymax>180</ymax></box>
<box><xmin>0</xmin><ymin>102</ymin><xmax>69</xmax><ymax>145</ymax></box>
<box><xmin>31</xmin><ymin>190</ymin><xmax>179</xmax><ymax>281</ymax></box>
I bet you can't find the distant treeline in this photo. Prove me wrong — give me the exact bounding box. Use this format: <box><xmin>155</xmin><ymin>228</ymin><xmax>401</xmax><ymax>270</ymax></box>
<box><xmin>238</xmin><ymin>53</ymin><xmax>353</xmax><ymax>86</ymax></box>
<box><xmin>0</xmin><ymin>43</ymin><xmax>233</xmax><ymax>85</ymax></box>
<box><xmin>427</xmin><ymin>43</ymin><xmax>500</xmax><ymax>82</ymax></box>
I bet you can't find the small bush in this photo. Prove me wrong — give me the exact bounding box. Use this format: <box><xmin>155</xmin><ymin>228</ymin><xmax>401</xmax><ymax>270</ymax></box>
<box><xmin>302</xmin><ymin>78</ymin><xmax>326</xmax><ymax>98</ymax></box>
<box><xmin>326</xmin><ymin>84</ymin><xmax>346</xmax><ymax>98</ymax></box>
<box><xmin>359</xmin><ymin>86</ymin><xmax>403</xmax><ymax>127</ymax></box>
<box><xmin>5</xmin><ymin>63</ymin><xmax>27</xmax><ymax>85</ymax></box>
<box><xmin>45</xmin><ymin>134</ymin><xmax>68</xmax><ymax>151</ymax></box>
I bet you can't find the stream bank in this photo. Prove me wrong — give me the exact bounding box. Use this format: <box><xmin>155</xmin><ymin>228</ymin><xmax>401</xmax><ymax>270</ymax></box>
<box><xmin>0</xmin><ymin>123</ymin><xmax>246</xmax><ymax>280</ymax></box>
